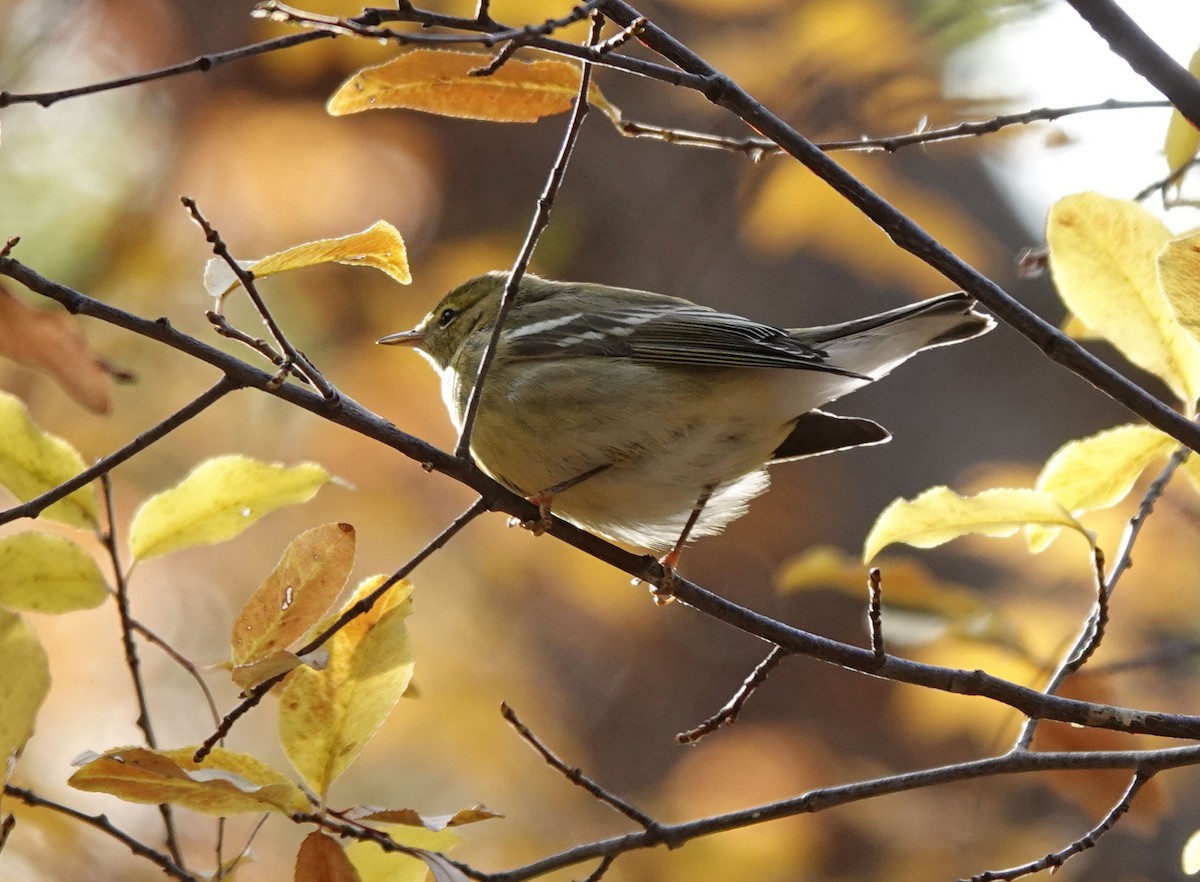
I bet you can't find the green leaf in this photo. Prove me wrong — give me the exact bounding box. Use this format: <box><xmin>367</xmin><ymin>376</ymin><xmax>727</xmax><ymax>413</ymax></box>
<box><xmin>0</xmin><ymin>532</ymin><xmax>108</xmax><ymax>613</ymax></box>
<box><xmin>128</xmin><ymin>455</ymin><xmax>332</xmax><ymax>561</ymax></box>
<box><xmin>0</xmin><ymin>391</ymin><xmax>97</xmax><ymax>528</ymax></box>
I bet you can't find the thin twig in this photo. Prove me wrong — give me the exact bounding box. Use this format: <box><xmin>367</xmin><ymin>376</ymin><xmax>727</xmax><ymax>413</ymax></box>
<box><xmin>470</xmin><ymin>40</ymin><xmax>521</xmax><ymax>77</ymax></box>
<box><xmin>1015</xmin><ymin>448</ymin><xmax>1188</xmax><ymax>750</ymax></box>
<box><xmin>454</xmin><ymin>15</ymin><xmax>601</xmax><ymax>457</ymax></box>
<box><xmin>961</xmin><ymin>773</ymin><xmax>1149</xmax><ymax>882</ymax></box>
<box><xmin>0</xmin><ymin>236</ymin><xmax>18</xmax><ymax>259</ymax></box>
<box><xmin>589</xmin><ymin>17</ymin><xmax>643</xmax><ymax>57</ymax></box>
<box><xmin>129</xmin><ymin>618</ymin><xmax>222</xmax><ymax>729</ymax></box>
<box><xmin>867</xmin><ymin>567</ymin><xmax>885</xmax><ymax>661</ymax></box>
<box><xmin>676</xmin><ymin>645</ymin><xmax>788</xmax><ymax>744</ymax></box>
<box><xmin>0</xmin><ymin>376</ymin><xmax>237</xmax><ymax>527</ymax></box>
<box><xmin>502</xmin><ymin>703</ymin><xmax>660</xmax><ymax>831</ymax></box>
<box><xmin>579</xmin><ymin>855</ymin><xmax>616</xmax><ymax>882</ymax></box>
<box><xmin>206</xmin><ymin>311</ymin><xmax>310</xmax><ymax>386</ymax></box>
<box><xmin>195</xmin><ymin>496</ymin><xmax>490</xmax><ymax>760</ymax></box>
<box><xmin>616</xmin><ymin>99</ymin><xmax>1171</xmax><ymax>159</ymax></box>
<box><xmin>1134</xmin><ymin>156</ymin><xmax>1200</xmax><ymax>202</ymax></box>
<box><xmin>4</xmin><ymin>785</ymin><xmax>201</xmax><ymax>882</ymax></box>
<box><xmin>100</xmin><ymin>474</ymin><xmax>183</xmax><ymax>866</ymax></box>
<box><xmin>1064</xmin><ymin>547</ymin><xmax>1109</xmax><ymax>671</ymax></box>
<box><xmin>182</xmin><ymin>197</ymin><xmax>334</xmax><ymax>398</ymax></box>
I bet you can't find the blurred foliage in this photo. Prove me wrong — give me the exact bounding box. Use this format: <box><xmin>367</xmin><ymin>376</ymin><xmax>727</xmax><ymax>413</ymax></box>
<box><xmin>1</xmin><ymin>0</ymin><xmax>1196</xmax><ymax>881</ymax></box>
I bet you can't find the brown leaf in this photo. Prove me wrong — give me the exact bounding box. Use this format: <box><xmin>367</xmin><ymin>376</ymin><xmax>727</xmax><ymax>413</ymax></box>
<box><xmin>295</xmin><ymin>832</ymin><xmax>362</xmax><ymax>882</ymax></box>
<box><xmin>345</xmin><ymin>804</ymin><xmax>502</xmax><ymax>830</ymax></box>
<box><xmin>0</xmin><ymin>283</ymin><xmax>131</xmax><ymax>414</ymax></box>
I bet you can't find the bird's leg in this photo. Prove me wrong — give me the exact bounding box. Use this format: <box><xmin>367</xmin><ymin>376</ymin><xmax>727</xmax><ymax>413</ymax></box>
<box><xmin>652</xmin><ymin>484</ymin><xmax>715</xmax><ymax>604</ymax></box>
<box><xmin>517</xmin><ymin>462</ymin><xmax>612</xmax><ymax>535</ymax></box>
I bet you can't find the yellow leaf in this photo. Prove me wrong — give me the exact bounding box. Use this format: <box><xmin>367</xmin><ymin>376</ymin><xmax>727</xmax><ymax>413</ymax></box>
<box><xmin>346</xmin><ymin>826</ymin><xmax>462</xmax><ymax>882</ymax></box>
<box><xmin>327</xmin><ymin>49</ymin><xmax>619</xmax><ymax>124</ymax></box>
<box><xmin>231</xmin><ymin>523</ymin><xmax>356</xmax><ymax>667</ymax></box>
<box><xmin>68</xmin><ymin>746</ymin><xmax>308</xmax><ymax>816</ymax></box>
<box><xmin>0</xmin><ymin>532</ymin><xmax>108</xmax><ymax>613</ymax></box>
<box><xmin>1164</xmin><ymin>47</ymin><xmax>1200</xmax><ymax>187</ymax></box>
<box><xmin>205</xmin><ymin>221</ymin><xmax>411</xmax><ymax>300</ymax></box>
<box><xmin>864</xmin><ymin>486</ymin><xmax>1090</xmax><ymax>563</ymax></box>
<box><xmin>230</xmin><ymin>648</ymin><xmax>309</xmax><ymax>693</ymax></box>
<box><xmin>296</xmin><ymin>832</ymin><xmax>363</xmax><ymax>882</ymax></box>
<box><xmin>1029</xmin><ymin>424</ymin><xmax>1176</xmax><ymax>551</ymax></box>
<box><xmin>0</xmin><ymin>608</ymin><xmax>50</xmax><ymax>768</ymax></box>
<box><xmin>1184</xmin><ymin>827</ymin><xmax>1200</xmax><ymax>875</ymax></box>
<box><xmin>1158</xmin><ymin>231</ymin><xmax>1200</xmax><ymax>352</ymax></box>
<box><xmin>1046</xmin><ymin>193</ymin><xmax>1200</xmax><ymax>405</ymax></box>
<box><xmin>279</xmin><ymin>577</ymin><xmax>415</xmax><ymax>797</ymax></box>
<box><xmin>0</xmin><ymin>391</ymin><xmax>97</xmax><ymax>528</ymax></box>
<box><xmin>128</xmin><ymin>455</ymin><xmax>332</xmax><ymax>561</ymax></box>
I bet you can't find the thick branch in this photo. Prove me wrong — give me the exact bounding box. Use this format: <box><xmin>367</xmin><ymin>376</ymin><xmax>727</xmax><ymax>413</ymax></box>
<box><xmin>1064</xmin><ymin>0</ymin><xmax>1200</xmax><ymax>130</ymax></box>
<box><xmin>7</xmin><ymin>257</ymin><xmax>1200</xmax><ymax>742</ymax></box>
<box><xmin>598</xmin><ymin>0</ymin><xmax>1200</xmax><ymax>454</ymax></box>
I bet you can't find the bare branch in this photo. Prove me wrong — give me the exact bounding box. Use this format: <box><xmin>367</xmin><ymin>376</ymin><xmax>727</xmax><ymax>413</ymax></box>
<box><xmin>1064</xmin><ymin>0</ymin><xmax>1200</xmax><ymax>129</ymax></box>
<box><xmin>455</xmin><ymin>15</ymin><xmax>601</xmax><ymax>456</ymax></box>
<box><xmin>961</xmin><ymin>773</ymin><xmax>1149</xmax><ymax>882</ymax></box>
<box><xmin>502</xmin><ymin>703</ymin><xmax>659</xmax><ymax>831</ymax></box>
<box><xmin>3</xmin><ymin>785</ymin><xmax>202</xmax><ymax>882</ymax></box>
<box><xmin>676</xmin><ymin>645</ymin><xmax>788</xmax><ymax>745</ymax></box>
<box><xmin>100</xmin><ymin>474</ymin><xmax>183</xmax><ymax>865</ymax></box>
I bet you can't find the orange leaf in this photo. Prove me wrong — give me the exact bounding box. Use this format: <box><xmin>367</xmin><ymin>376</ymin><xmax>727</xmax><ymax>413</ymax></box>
<box><xmin>327</xmin><ymin>49</ymin><xmax>618</xmax><ymax>123</ymax></box>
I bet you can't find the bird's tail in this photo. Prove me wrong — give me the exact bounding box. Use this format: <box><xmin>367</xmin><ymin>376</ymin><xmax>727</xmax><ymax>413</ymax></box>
<box><xmin>798</xmin><ymin>292</ymin><xmax>994</xmax><ymax>379</ymax></box>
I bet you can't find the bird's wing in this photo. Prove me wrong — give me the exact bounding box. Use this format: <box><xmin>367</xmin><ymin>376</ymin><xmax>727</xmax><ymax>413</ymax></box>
<box><xmin>502</xmin><ymin>304</ymin><xmax>868</xmax><ymax>377</ymax></box>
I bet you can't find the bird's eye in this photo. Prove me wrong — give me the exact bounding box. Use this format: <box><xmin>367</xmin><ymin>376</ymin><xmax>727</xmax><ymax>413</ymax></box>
<box><xmin>437</xmin><ymin>308</ymin><xmax>457</xmax><ymax>328</ymax></box>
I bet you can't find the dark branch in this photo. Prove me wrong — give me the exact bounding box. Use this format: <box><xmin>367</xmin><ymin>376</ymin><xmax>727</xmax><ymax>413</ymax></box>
<box><xmin>676</xmin><ymin>644</ymin><xmax>788</xmax><ymax>744</ymax></box>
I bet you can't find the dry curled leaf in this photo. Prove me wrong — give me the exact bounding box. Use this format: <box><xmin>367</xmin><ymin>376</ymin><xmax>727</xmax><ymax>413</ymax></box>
<box><xmin>0</xmin><ymin>283</ymin><xmax>132</xmax><ymax>414</ymax></box>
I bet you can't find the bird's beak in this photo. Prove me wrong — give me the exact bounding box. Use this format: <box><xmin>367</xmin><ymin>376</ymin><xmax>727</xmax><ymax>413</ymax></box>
<box><xmin>376</xmin><ymin>329</ymin><xmax>423</xmax><ymax>347</ymax></box>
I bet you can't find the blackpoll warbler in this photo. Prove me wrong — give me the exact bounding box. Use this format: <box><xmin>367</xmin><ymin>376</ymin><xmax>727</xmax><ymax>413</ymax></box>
<box><xmin>380</xmin><ymin>272</ymin><xmax>993</xmax><ymax>564</ymax></box>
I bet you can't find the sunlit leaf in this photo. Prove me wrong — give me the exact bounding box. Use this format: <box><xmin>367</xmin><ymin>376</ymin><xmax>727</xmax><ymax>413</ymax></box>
<box><xmin>1184</xmin><ymin>827</ymin><xmax>1200</xmax><ymax>875</ymax></box>
<box><xmin>327</xmin><ymin>49</ymin><xmax>619</xmax><ymax>124</ymax></box>
<box><xmin>205</xmin><ymin>221</ymin><xmax>410</xmax><ymax>301</ymax></box>
<box><xmin>230</xmin><ymin>647</ymin><xmax>328</xmax><ymax>693</ymax></box>
<box><xmin>128</xmin><ymin>455</ymin><xmax>332</xmax><ymax>561</ymax></box>
<box><xmin>1047</xmin><ymin>193</ymin><xmax>1200</xmax><ymax>405</ymax></box>
<box><xmin>279</xmin><ymin>577</ymin><xmax>415</xmax><ymax>797</ymax></box>
<box><xmin>68</xmin><ymin>746</ymin><xmax>308</xmax><ymax>816</ymax></box>
<box><xmin>776</xmin><ymin>546</ymin><xmax>1024</xmax><ymax>651</ymax></box>
<box><xmin>1158</xmin><ymin>231</ymin><xmax>1200</xmax><ymax>352</ymax></box>
<box><xmin>296</xmin><ymin>831</ymin><xmax>363</xmax><ymax>882</ymax></box>
<box><xmin>864</xmin><ymin>486</ymin><xmax>1090</xmax><ymax>562</ymax></box>
<box><xmin>346</xmin><ymin>826</ymin><xmax>462</xmax><ymax>882</ymax></box>
<box><xmin>345</xmin><ymin>804</ymin><xmax>502</xmax><ymax>831</ymax></box>
<box><xmin>0</xmin><ymin>532</ymin><xmax>107</xmax><ymax>613</ymax></box>
<box><xmin>0</xmin><ymin>608</ymin><xmax>50</xmax><ymax>771</ymax></box>
<box><xmin>0</xmin><ymin>391</ymin><xmax>97</xmax><ymax>528</ymax></box>
<box><xmin>231</xmin><ymin>523</ymin><xmax>356</xmax><ymax>667</ymax></box>
<box><xmin>1164</xmin><ymin>47</ymin><xmax>1200</xmax><ymax>188</ymax></box>
<box><xmin>0</xmin><ymin>283</ymin><xmax>130</xmax><ymax>414</ymax></box>
<box><xmin>1028</xmin><ymin>424</ymin><xmax>1176</xmax><ymax>551</ymax></box>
